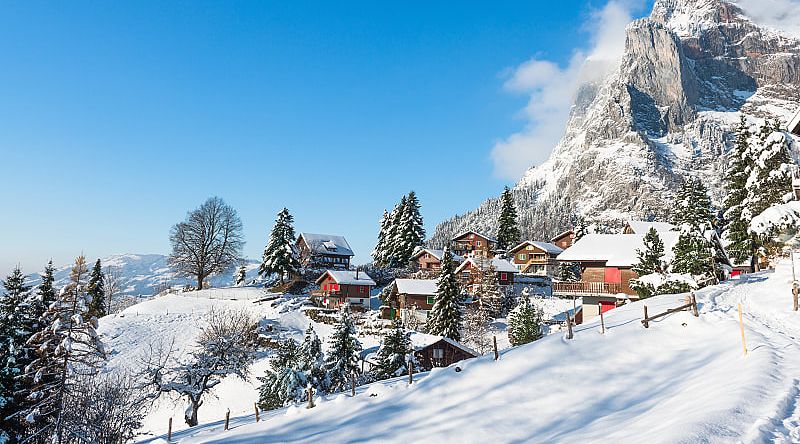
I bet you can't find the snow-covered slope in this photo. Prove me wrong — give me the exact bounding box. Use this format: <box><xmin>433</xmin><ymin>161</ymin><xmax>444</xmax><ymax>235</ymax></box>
<box><xmin>430</xmin><ymin>0</ymin><xmax>800</xmax><ymax>245</ymax></box>
<box><xmin>154</xmin><ymin>260</ymin><xmax>800</xmax><ymax>443</ymax></box>
<box><xmin>25</xmin><ymin>254</ymin><xmax>260</xmax><ymax>297</ymax></box>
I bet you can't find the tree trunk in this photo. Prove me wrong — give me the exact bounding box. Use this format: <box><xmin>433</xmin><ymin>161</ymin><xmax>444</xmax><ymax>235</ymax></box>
<box><xmin>185</xmin><ymin>398</ymin><xmax>201</xmax><ymax>427</ymax></box>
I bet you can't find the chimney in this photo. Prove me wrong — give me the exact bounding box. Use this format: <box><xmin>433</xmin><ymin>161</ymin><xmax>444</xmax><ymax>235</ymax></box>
<box><xmin>356</xmin><ymin>267</ymin><xmax>360</xmax><ymax>280</ymax></box>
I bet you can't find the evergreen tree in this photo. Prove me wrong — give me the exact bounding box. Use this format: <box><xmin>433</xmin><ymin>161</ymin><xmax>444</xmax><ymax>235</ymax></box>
<box><xmin>324</xmin><ymin>305</ymin><xmax>362</xmax><ymax>393</ymax></box>
<box><xmin>395</xmin><ymin>191</ymin><xmax>425</xmax><ymax>266</ymax></box>
<box><xmin>386</xmin><ymin>197</ymin><xmax>407</xmax><ymax>268</ymax></box>
<box><xmin>745</xmin><ymin>121</ymin><xmax>794</xmax><ymax>219</ymax></box>
<box><xmin>372</xmin><ymin>321</ymin><xmax>413</xmax><ymax>380</ymax></box>
<box><xmin>372</xmin><ymin>210</ymin><xmax>391</xmax><ymax>267</ymax></box>
<box><xmin>672</xmin><ymin>177</ymin><xmax>714</xmax><ymax>229</ymax></box>
<box><xmin>573</xmin><ymin>216</ymin><xmax>590</xmax><ymax>241</ymax></box>
<box><xmin>632</xmin><ymin>227</ymin><xmax>665</xmax><ymax>276</ymax></box>
<box><xmin>235</xmin><ymin>265</ymin><xmax>247</xmax><ymax>286</ymax></box>
<box><xmin>86</xmin><ymin>258</ymin><xmax>106</xmax><ymax>319</ymax></box>
<box><xmin>496</xmin><ymin>186</ymin><xmax>520</xmax><ymax>250</ymax></box>
<box><xmin>670</xmin><ymin>178</ymin><xmax>721</xmax><ymax>284</ymax></box>
<box><xmin>507</xmin><ymin>296</ymin><xmax>544</xmax><ymax>346</ymax></box>
<box><xmin>0</xmin><ymin>266</ymin><xmax>31</xmax><ymax>442</ymax></box>
<box><xmin>556</xmin><ymin>262</ymin><xmax>581</xmax><ymax>282</ymax></box>
<box><xmin>31</xmin><ymin>261</ymin><xmax>57</xmax><ymax>329</ymax></box>
<box><xmin>21</xmin><ymin>255</ymin><xmax>105</xmax><ymax>443</ymax></box>
<box><xmin>723</xmin><ymin>116</ymin><xmax>755</xmax><ymax>265</ymax></box>
<box><xmin>297</xmin><ymin>325</ymin><xmax>328</xmax><ymax>393</ymax></box>
<box><xmin>258</xmin><ymin>339</ymin><xmax>302</xmax><ymax>410</ymax></box>
<box><xmin>260</xmin><ymin>208</ymin><xmax>300</xmax><ymax>284</ymax></box>
<box><xmin>426</xmin><ymin>248</ymin><xmax>463</xmax><ymax>341</ymax></box>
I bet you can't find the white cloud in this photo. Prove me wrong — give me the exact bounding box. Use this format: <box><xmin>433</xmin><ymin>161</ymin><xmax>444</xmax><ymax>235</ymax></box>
<box><xmin>491</xmin><ymin>1</ymin><xmax>641</xmax><ymax>180</ymax></box>
<box><xmin>732</xmin><ymin>0</ymin><xmax>800</xmax><ymax>39</ymax></box>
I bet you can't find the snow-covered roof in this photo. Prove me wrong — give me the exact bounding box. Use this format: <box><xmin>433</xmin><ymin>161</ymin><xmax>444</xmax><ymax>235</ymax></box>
<box><xmin>394</xmin><ymin>278</ymin><xmax>438</xmax><ymax>296</ymax></box>
<box><xmin>452</xmin><ymin>230</ymin><xmax>498</xmax><ymax>243</ymax></box>
<box><xmin>550</xmin><ymin>229</ymin><xmax>574</xmax><ymax>243</ymax></box>
<box><xmin>625</xmin><ymin>220</ymin><xmax>676</xmax><ymax>235</ymax></box>
<box><xmin>316</xmin><ymin>270</ymin><xmax>376</xmax><ymax>286</ymax></box>
<box><xmin>299</xmin><ymin>233</ymin><xmax>354</xmax><ymax>257</ymax></box>
<box><xmin>457</xmin><ymin>257</ymin><xmax>518</xmax><ymax>274</ymax></box>
<box><xmin>788</xmin><ymin>107</ymin><xmax>800</xmax><ymax>136</ymax></box>
<box><xmin>508</xmin><ymin>240</ymin><xmax>564</xmax><ymax>255</ymax></box>
<box><xmin>409</xmin><ymin>247</ymin><xmax>464</xmax><ymax>263</ymax></box>
<box><xmin>408</xmin><ymin>332</ymin><xmax>478</xmax><ymax>356</ymax></box>
<box><xmin>557</xmin><ymin>232</ymin><xmax>679</xmax><ymax>267</ymax></box>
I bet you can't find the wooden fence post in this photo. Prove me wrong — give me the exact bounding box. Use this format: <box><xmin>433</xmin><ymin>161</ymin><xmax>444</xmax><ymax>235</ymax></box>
<box><xmin>224</xmin><ymin>409</ymin><xmax>230</xmax><ymax>431</ymax></box>
<box><xmin>351</xmin><ymin>372</ymin><xmax>356</xmax><ymax>397</ymax></box>
<box><xmin>598</xmin><ymin>304</ymin><xmax>605</xmax><ymax>334</ymax></box>
<box><xmin>643</xmin><ymin>305</ymin><xmax>649</xmax><ymax>328</ymax></box>
<box><xmin>254</xmin><ymin>403</ymin><xmax>260</xmax><ymax>422</ymax></box>
<box><xmin>306</xmin><ymin>385</ymin><xmax>315</xmax><ymax>409</ymax></box>
<box><xmin>738</xmin><ymin>303</ymin><xmax>747</xmax><ymax>356</ymax></box>
<box><xmin>407</xmin><ymin>359</ymin><xmax>413</xmax><ymax>384</ymax></box>
<box><xmin>565</xmin><ymin>312</ymin><xmax>574</xmax><ymax>339</ymax></box>
<box><xmin>167</xmin><ymin>417</ymin><xmax>172</xmax><ymax>442</ymax></box>
<box><xmin>493</xmin><ymin>336</ymin><xmax>499</xmax><ymax>360</ymax></box>
<box><xmin>691</xmin><ymin>293</ymin><xmax>699</xmax><ymax>317</ymax></box>
<box><xmin>793</xmin><ymin>282</ymin><xmax>798</xmax><ymax>312</ymax></box>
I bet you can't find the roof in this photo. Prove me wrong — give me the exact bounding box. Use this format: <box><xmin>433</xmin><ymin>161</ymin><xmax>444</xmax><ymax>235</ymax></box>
<box><xmin>550</xmin><ymin>229</ymin><xmax>574</xmax><ymax>243</ymax></box>
<box><xmin>299</xmin><ymin>233</ymin><xmax>354</xmax><ymax>257</ymax></box>
<box><xmin>452</xmin><ymin>230</ymin><xmax>498</xmax><ymax>243</ymax></box>
<box><xmin>409</xmin><ymin>332</ymin><xmax>479</xmax><ymax>357</ymax></box>
<box><xmin>456</xmin><ymin>257</ymin><xmax>518</xmax><ymax>274</ymax></box>
<box><xmin>409</xmin><ymin>247</ymin><xmax>464</xmax><ymax>263</ymax></box>
<box><xmin>508</xmin><ymin>240</ymin><xmax>564</xmax><ymax>255</ymax></box>
<box><xmin>315</xmin><ymin>269</ymin><xmax>376</xmax><ymax>286</ymax></box>
<box><xmin>624</xmin><ymin>220</ymin><xmax>676</xmax><ymax>235</ymax></box>
<box><xmin>394</xmin><ymin>278</ymin><xmax>438</xmax><ymax>296</ymax></box>
<box><xmin>556</xmin><ymin>232</ymin><xmax>679</xmax><ymax>267</ymax></box>
<box><xmin>788</xmin><ymin>107</ymin><xmax>800</xmax><ymax>135</ymax></box>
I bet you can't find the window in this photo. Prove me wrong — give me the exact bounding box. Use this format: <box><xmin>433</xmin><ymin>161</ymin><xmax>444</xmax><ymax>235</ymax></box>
<box><xmin>424</xmin><ymin>253</ymin><xmax>430</xmax><ymax>259</ymax></box>
<box><xmin>500</xmin><ymin>273</ymin><xmax>507</xmax><ymax>281</ymax></box>
<box><xmin>432</xmin><ymin>348</ymin><xmax>444</xmax><ymax>359</ymax></box>
<box><xmin>527</xmin><ymin>245</ymin><xmax>534</xmax><ymax>250</ymax></box>
<box><xmin>476</xmin><ymin>240</ymin><xmax>482</xmax><ymax>246</ymax></box>
<box><xmin>360</xmin><ymin>286</ymin><xmax>367</xmax><ymax>293</ymax></box>
<box><xmin>518</xmin><ymin>253</ymin><xmax>527</xmax><ymax>261</ymax></box>
<box><xmin>332</xmin><ymin>283</ymin><xmax>340</xmax><ymax>291</ymax></box>
<box><xmin>462</xmin><ymin>272</ymin><xmax>471</xmax><ymax>280</ymax></box>
<box><xmin>469</xmin><ymin>234</ymin><xmax>475</xmax><ymax>239</ymax></box>
<box><xmin>426</xmin><ymin>296</ymin><xmax>435</xmax><ymax>305</ymax></box>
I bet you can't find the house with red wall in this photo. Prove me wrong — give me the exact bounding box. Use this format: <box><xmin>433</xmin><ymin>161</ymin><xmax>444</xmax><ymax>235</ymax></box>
<box><xmin>315</xmin><ymin>269</ymin><xmax>375</xmax><ymax>309</ymax></box>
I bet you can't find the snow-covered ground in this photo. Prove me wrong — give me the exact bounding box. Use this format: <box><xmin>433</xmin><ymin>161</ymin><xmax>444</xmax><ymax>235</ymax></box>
<box><xmin>138</xmin><ymin>259</ymin><xmax>800</xmax><ymax>443</ymax></box>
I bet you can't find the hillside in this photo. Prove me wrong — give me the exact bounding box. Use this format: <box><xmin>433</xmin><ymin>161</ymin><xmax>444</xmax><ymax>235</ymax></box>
<box><xmin>430</xmin><ymin>0</ymin><xmax>800</xmax><ymax>245</ymax></box>
<box><xmin>146</xmin><ymin>260</ymin><xmax>800</xmax><ymax>443</ymax></box>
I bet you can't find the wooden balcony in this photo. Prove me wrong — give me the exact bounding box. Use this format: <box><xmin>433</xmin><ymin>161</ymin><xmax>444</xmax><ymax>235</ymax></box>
<box><xmin>552</xmin><ymin>281</ymin><xmax>623</xmax><ymax>296</ymax></box>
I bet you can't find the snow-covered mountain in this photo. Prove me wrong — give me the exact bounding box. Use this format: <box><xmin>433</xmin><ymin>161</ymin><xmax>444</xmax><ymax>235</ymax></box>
<box><xmin>430</xmin><ymin>0</ymin><xmax>800</xmax><ymax>245</ymax></box>
<box><xmin>25</xmin><ymin>254</ymin><xmax>260</xmax><ymax>297</ymax></box>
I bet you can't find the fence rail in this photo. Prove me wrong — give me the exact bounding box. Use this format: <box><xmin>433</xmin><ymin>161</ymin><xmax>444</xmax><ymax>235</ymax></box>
<box><xmin>552</xmin><ymin>281</ymin><xmax>622</xmax><ymax>296</ymax></box>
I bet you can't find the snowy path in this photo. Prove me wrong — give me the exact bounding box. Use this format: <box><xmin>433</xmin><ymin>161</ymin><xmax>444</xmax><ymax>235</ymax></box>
<box><xmin>148</xmin><ymin>259</ymin><xmax>800</xmax><ymax>443</ymax></box>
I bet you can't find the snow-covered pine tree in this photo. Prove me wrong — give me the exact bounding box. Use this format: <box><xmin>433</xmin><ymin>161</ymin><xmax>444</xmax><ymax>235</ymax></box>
<box><xmin>260</xmin><ymin>208</ymin><xmax>300</xmax><ymax>284</ymax></box>
<box><xmin>297</xmin><ymin>325</ymin><xmax>328</xmax><ymax>394</ymax></box>
<box><xmin>496</xmin><ymin>186</ymin><xmax>520</xmax><ymax>251</ymax></box>
<box><xmin>372</xmin><ymin>321</ymin><xmax>413</xmax><ymax>380</ymax></box>
<box><xmin>86</xmin><ymin>258</ymin><xmax>106</xmax><ymax>319</ymax></box>
<box><xmin>426</xmin><ymin>248</ymin><xmax>463</xmax><ymax>341</ymax></box>
<box><xmin>723</xmin><ymin>116</ymin><xmax>755</xmax><ymax>266</ymax></box>
<box><xmin>573</xmin><ymin>216</ymin><xmax>590</xmax><ymax>241</ymax></box>
<box><xmin>507</xmin><ymin>296</ymin><xmax>543</xmax><ymax>346</ymax></box>
<box><xmin>30</xmin><ymin>260</ymin><xmax>57</xmax><ymax>330</ymax></box>
<box><xmin>324</xmin><ymin>304</ymin><xmax>362</xmax><ymax>393</ymax></box>
<box><xmin>235</xmin><ymin>265</ymin><xmax>247</xmax><ymax>286</ymax></box>
<box><xmin>372</xmin><ymin>209</ymin><xmax>391</xmax><ymax>267</ymax></box>
<box><xmin>0</xmin><ymin>266</ymin><xmax>31</xmax><ymax>442</ymax></box>
<box><xmin>477</xmin><ymin>264</ymin><xmax>503</xmax><ymax>319</ymax></box>
<box><xmin>632</xmin><ymin>227</ymin><xmax>665</xmax><ymax>276</ymax></box>
<box><xmin>21</xmin><ymin>255</ymin><xmax>105</xmax><ymax>443</ymax></box>
<box><xmin>258</xmin><ymin>339</ymin><xmax>300</xmax><ymax>410</ymax></box>
<box><xmin>745</xmin><ymin>121</ymin><xmax>795</xmax><ymax>222</ymax></box>
<box><xmin>671</xmin><ymin>179</ymin><xmax>720</xmax><ymax>284</ymax></box>
<box><xmin>396</xmin><ymin>191</ymin><xmax>425</xmax><ymax>266</ymax></box>
<box><xmin>386</xmin><ymin>196</ymin><xmax>407</xmax><ymax>268</ymax></box>
<box><xmin>556</xmin><ymin>262</ymin><xmax>581</xmax><ymax>282</ymax></box>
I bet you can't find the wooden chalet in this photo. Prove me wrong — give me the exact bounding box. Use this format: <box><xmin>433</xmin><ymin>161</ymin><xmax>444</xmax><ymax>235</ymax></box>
<box><xmin>450</xmin><ymin>230</ymin><xmax>498</xmax><ymax>258</ymax></box>
<box><xmin>390</xmin><ymin>278</ymin><xmax>438</xmax><ymax>313</ymax></box>
<box><xmin>314</xmin><ymin>269</ymin><xmax>375</xmax><ymax>309</ymax></box>
<box><xmin>508</xmin><ymin>240</ymin><xmax>563</xmax><ymax>277</ymax></box>
<box><xmin>411</xmin><ymin>333</ymin><xmax>478</xmax><ymax>370</ymax></box>
<box><xmin>554</xmin><ymin>224</ymin><xmax>679</xmax><ymax>321</ymax></box>
<box><xmin>456</xmin><ymin>257</ymin><xmax>518</xmax><ymax>292</ymax></box>
<box><xmin>550</xmin><ymin>230</ymin><xmax>575</xmax><ymax>250</ymax></box>
<box><xmin>297</xmin><ymin>233</ymin><xmax>354</xmax><ymax>269</ymax></box>
<box><xmin>409</xmin><ymin>247</ymin><xmax>464</xmax><ymax>272</ymax></box>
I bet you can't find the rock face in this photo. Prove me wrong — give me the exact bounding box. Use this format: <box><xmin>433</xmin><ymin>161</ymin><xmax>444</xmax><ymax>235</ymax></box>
<box><xmin>429</xmin><ymin>0</ymin><xmax>800</xmax><ymax>247</ymax></box>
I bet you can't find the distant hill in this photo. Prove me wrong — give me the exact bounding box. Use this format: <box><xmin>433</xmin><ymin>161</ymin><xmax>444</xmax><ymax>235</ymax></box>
<box><xmin>25</xmin><ymin>253</ymin><xmax>260</xmax><ymax>297</ymax></box>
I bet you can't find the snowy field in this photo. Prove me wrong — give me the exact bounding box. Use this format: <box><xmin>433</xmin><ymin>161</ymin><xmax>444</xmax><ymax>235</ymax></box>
<box><xmin>135</xmin><ymin>260</ymin><xmax>800</xmax><ymax>443</ymax></box>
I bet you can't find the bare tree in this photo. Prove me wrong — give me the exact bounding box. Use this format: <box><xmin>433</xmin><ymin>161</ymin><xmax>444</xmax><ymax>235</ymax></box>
<box><xmin>102</xmin><ymin>265</ymin><xmax>121</xmax><ymax>314</ymax></box>
<box><xmin>169</xmin><ymin>197</ymin><xmax>244</xmax><ymax>290</ymax></box>
<box><xmin>141</xmin><ymin>308</ymin><xmax>259</xmax><ymax>426</ymax></box>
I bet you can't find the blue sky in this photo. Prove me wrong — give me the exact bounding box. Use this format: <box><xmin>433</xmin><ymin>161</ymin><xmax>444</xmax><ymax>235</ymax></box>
<box><xmin>0</xmin><ymin>0</ymin><xmax>652</xmax><ymax>274</ymax></box>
